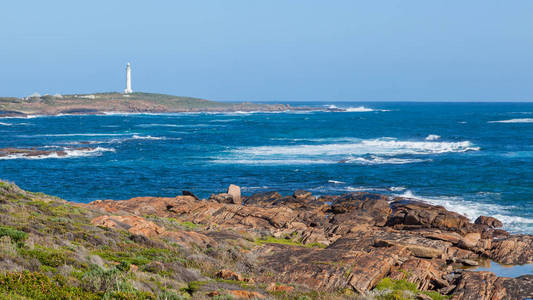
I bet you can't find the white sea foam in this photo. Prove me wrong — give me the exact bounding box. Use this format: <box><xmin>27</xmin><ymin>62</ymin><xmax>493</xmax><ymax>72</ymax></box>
<box><xmin>489</xmin><ymin>118</ymin><xmax>533</xmax><ymax>123</ymax></box>
<box><xmin>213</xmin><ymin>159</ymin><xmax>333</xmax><ymax>165</ymax></box>
<box><xmin>0</xmin><ymin>122</ymin><xmax>12</xmax><ymax>126</ymax></box>
<box><xmin>0</xmin><ymin>147</ymin><xmax>115</xmax><ymax>160</ymax></box>
<box><xmin>131</xmin><ymin>135</ymin><xmax>166</xmax><ymax>140</ymax></box>
<box><xmin>323</xmin><ymin>105</ymin><xmax>390</xmax><ymax>112</ymax></box>
<box><xmin>17</xmin><ymin>133</ymin><xmax>135</xmax><ymax>138</ymax></box>
<box><xmin>345</xmin><ymin>106</ymin><xmax>376</xmax><ymax>112</ymax></box>
<box><xmin>136</xmin><ymin>123</ymin><xmax>182</xmax><ymax>128</ymax></box>
<box><xmin>209</xmin><ymin>119</ymin><xmax>237</xmax><ymax>123</ymax></box>
<box><xmin>425</xmin><ymin>134</ymin><xmax>440</xmax><ymax>141</ymax></box>
<box><xmin>346</xmin><ymin>156</ymin><xmax>431</xmax><ymax>165</ymax></box>
<box><xmin>237</xmin><ymin>138</ymin><xmax>479</xmax><ymax>156</ymax></box>
<box><xmin>389</xmin><ymin>186</ymin><xmax>407</xmax><ymax>192</ymax></box>
<box><xmin>328</xmin><ymin>180</ymin><xmax>346</xmax><ymax>184</ymax></box>
<box><xmin>396</xmin><ymin>190</ymin><xmax>532</xmax><ymax>234</ymax></box>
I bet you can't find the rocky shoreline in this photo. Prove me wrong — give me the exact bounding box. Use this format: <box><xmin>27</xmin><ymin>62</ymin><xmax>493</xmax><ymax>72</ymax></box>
<box><xmin>0</xmin><ymin>181</ymin><xmax>531</xmax><ymax>299</ymax></box>
<box><xmin>0</xmin><ymin>92</ymin><xmax>326</xmax><ymax>118</ymax></box>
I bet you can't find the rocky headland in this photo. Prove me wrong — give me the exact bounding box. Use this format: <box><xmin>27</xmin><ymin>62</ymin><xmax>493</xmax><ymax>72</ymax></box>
<box><xmin>0</xmin><ymin>181</ymin><xmax>531</xmax><ymax>299</ymax></box>
<box><xmin>0</xmin><ymin>92</ymin><xmax>317</xmax><ymax>117</ymax></box>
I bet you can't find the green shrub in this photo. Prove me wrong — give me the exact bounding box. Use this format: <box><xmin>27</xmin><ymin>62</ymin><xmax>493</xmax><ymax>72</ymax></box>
<box><xmin>0</xmin><ymin>226</ymin><xmax>28</xmax><ymax>243</ymax></box>
<box><xmin>19</xmin><ymin>246</ymin><xmax>70</xmax><ymax>267</ymax></box>
<box><xmin>374</xmin><ymin>277</ymin><xmax>449</xmax><ymax>300</ymax></box>
<box><xmin>0</xmin><ymin>271</ymin><xmax>99</xmax><ymax>299</ymax></box>
<box><xmin>375</xmin><ymin>277</ymin><xmax>417</xmax><ymax>292</ymax></box>
<box><xmin>180</xmin><ymin>281</ymin><xmax>206</xmax><ymax>296</ymax></box>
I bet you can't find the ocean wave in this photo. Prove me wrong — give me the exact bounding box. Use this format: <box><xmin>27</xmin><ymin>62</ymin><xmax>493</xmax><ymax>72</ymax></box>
<box><xmin>238</xmin><ymin>138</ymin><xmax>479</xmax><ymax>156</ymax></box>
<box><xmin>425</xmin><ymin>134</ymin><xmax>440</xmax><ymax>141</ymax></box>
<box><xmin>389</xmin><ymin>186</ymin><xmax>407</xmax><ymax>192</ymax></box>
<box><xmin>0</xmin><ymin>122</ymin><xmax>31</xmax><ymax>126</ymax></box>
<box><xmin>344</xmin><ymin>156</ymin><xmax>431</xmax><ymax>165</ymax></box>
<box><xmin>0</xmin><ymin>147</ymin><xmax>115</xmax><ymax>160</ymax></box>
<box><xmin>328</xmin><ymin>180</ymin><xmax>345</xmax><ymax>184</ymax></box>
<box><xmin>136</xmin><ymin>123</ymin><xmax>182</xmax><ymax>128</ymax></box>
<box><xmin>209</xmin><ymin>119</ymin><xmax>237</xmax><ymax>123</ymax></box>
<box><xmin>17</xmin><ymin>133</ymin><xmax>135</xmax><ymax>138</ymax></box>
<box><xmin>489</xmin><ymin>118</ymin><xmax>533</xmax><ymax>123</ymax></box>
<box><xmin>213</xmin><ymin>159</ymin><xmax>333</xmax><ymax>165</ymax></box>
<box><xmin>324</xmin><ymin>105</ymin><xmax>389</xmax><ymax>112</ymax></box>
<box><xmin>345</xmin><ymin>106</ymin><xmax>377</xmax><ymax>112</ymax></box>
<box><xmin>131</xmin><ymin>135</ymin><xmax>166</xmax><ymax>140</ymax></box>
<box><xmin>396</xmin><ymin>190</ymin><xmax>531</xmax><ymax>234</ymax></box>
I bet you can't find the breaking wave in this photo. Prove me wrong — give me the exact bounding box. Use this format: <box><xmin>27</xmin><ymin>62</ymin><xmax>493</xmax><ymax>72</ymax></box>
<box><xmin>425</xmin><ymin>134</ymin><xmax>440</xmax><ymax>141</ymax></box>
<box><xmin>215</xmin><ymin>137</ymin><xmax>478</xmax><ymax>166</ymax></box>
<box><xmin>132</xmin><ymin>135</ymin><xmax>166</xmax><ymax>140</ymax></box>
<box><xmin>17</xmin><ymin>133</ymin><xmax>134</xmax><ymax>138</ymax></box>
<box><xmin>344</xmin><ymin>156</ymin><xmax>431</xmax><ymax>165</ymax></box>
<box><xmin>328</xmin><ymin>180</ymin><xmax>345</xmax><ymax>184</ymax></box>
<box><xmin>0</xmin><ymin>147</ymin><xmax>115</xmax><ymax>160</ymax></box>
<box><xmin>213</xmin><ymin>159</ymin><xmax>332</xmax><ymax>165</ymax></box>
<box><xmin>238</xmin><ymin>138</ymin><xmax>479</xmax><ymax>156</ymax></box>
<box><xmin>489</xmin><ymin>118</ymin><xmax>533</xmax><ymax>123</ymax></box>
<box><xmin>324</xmin><ymin>105</ymin><xmax>389</xmax><ymax>112</ymax></box>
<box><xmin>396</xmin><ymin>190</ymin><xmax>532</xmax><ymax>234</ymax></box>
<box><xmin>345</xmin><ymin>106</ymin><xmax>377</xmax><ymax>112</ymax></box>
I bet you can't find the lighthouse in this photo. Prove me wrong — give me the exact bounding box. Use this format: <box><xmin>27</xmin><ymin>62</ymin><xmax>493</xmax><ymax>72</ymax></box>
<box><xmin>124</xmin><ymin>62</ymin><xmax>132</xmax><ymax>94</ymax></box>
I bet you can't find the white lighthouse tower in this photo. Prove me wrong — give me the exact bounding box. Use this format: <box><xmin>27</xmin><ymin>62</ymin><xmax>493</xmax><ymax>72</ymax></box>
<box><xmin>124</xmin><ymin>62</ymin><xmax>133</xmax><ymax>94</ymax></box>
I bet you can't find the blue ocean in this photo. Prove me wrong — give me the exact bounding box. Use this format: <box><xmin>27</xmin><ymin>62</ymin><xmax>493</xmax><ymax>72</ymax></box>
<box><xmin>1</xmin><ymin>102</ymin><xmax>532</xmax><ymax>234</ymax></box>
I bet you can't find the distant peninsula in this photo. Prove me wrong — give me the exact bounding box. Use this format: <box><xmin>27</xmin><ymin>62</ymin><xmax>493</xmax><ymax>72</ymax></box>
<box><xmin>0</xmin><ymin>92</ymin><xmax>307</xmax><ymax>117</ymax></box>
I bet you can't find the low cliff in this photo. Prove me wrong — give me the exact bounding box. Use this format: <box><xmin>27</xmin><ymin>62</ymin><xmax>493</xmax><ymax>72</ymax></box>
<box><xmin>0</xmin><ymin>181</ymin><xmax>531</xmax><ymax>299</ymax></box>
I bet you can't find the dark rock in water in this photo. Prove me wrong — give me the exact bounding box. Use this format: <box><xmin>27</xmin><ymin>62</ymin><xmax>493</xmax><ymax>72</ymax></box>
<box><xmin>0</xmin><ymin>147</ymin><xmax>96</xmax><ymax>158</ymax></box>
<box><xmin>243</xmin><ymin>191</ymin><xmax>282</xmax><ymax>205</ymax></box>
<box><xmin>293</xmin><ymin>190</ymin><xmax>312</xmax><ymax>199</ymax></box>
<box><xmin>182</xmin><ymin>190</ymin><xmax>199</xmax><ymax>201</ymax></box>
<box><xmin>475</xmin><ymin>216</ymin><xmax>503</xmax><ymax>228</ymax></box>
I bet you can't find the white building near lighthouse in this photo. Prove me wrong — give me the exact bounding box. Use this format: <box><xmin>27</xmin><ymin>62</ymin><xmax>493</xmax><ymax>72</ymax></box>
<box><xmin>124</xmin><ymin>62</ymin><xmax>133</xmax><ymax>94</ymax></box>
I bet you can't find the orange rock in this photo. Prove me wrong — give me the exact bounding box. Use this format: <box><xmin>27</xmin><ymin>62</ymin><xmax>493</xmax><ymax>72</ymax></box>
<box><xmin>228</xmin><ymin>290</ymin><xmax>265</xmax><ymax>299</ymax></box>
<box><xmin>91</xmin><ymin>215</ymin><xmax>216</xmax><ymax>248</ymax></box>
<box><xmin>216</xmin><ymin>269</ymin><xmax>244</xmax><ymax>281</ymax></box>
<box><xmin>266</xmin><ymin>283</ymin><xmax>294</xmax><ymax>293</ymax></box>
<box><xmin>91</xmin><ymin>215</ymin><xmax>166</xmax><ymax>238</ymax></box>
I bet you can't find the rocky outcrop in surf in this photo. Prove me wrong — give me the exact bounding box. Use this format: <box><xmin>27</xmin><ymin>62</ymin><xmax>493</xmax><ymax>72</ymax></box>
<box><xmin>0</xmin><ymin>147</ymin><xmax>114</xmax><ymax>159</ymax></box>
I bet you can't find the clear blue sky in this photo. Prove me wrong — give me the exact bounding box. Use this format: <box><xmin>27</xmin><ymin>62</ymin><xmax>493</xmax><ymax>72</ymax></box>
<box><xmin>2</xmin><ymin>1</ymin><xmax>533</xmax><ymax>101</ymax></box>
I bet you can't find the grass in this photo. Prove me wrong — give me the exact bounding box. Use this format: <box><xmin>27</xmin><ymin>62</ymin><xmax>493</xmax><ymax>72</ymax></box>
<box><xmin>93</xmin><ymin>246</ymin><xmax>185</xmax><ymax>268</ymax></box>
<box><xmin>374</xmin><ymin>278</ymin><xmax>449</xmax><ymax>300</ymax></box>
